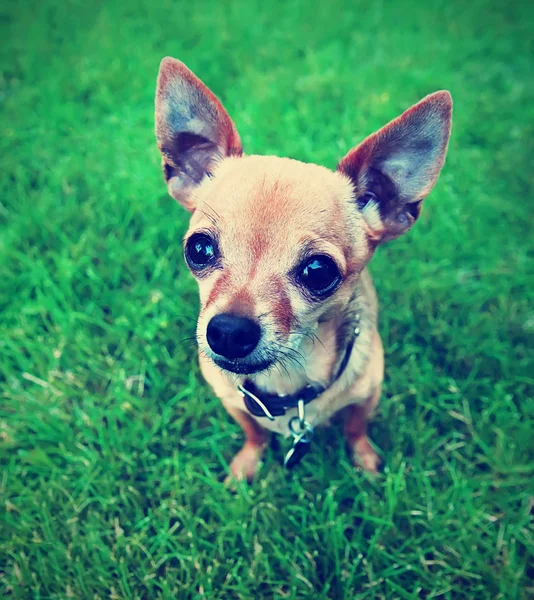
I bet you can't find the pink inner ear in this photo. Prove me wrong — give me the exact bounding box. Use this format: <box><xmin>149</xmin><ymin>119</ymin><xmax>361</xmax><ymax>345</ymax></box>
<box><xmin>155</xmin><ymin>57</ymin><xmax>243</xmax><ymax>209</ymax></box>
<box><xmin>337</xmin><ymin>91</ymin><xmax>452</xmax><ymax>241</ymax></box>
<box><xmin>156</xmin><ymin>57</ymin><xmax>242</xmax><ymax>161</ymax></box>
<box><xmin>338</xmin><ymin>91</ymin><xmax>452</xmax><ymax>201</ymax></box>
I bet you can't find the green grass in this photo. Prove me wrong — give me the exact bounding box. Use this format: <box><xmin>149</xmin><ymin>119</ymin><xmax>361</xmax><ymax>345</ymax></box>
<box><xmin>1</xmin><ymin>0</ymin><xmax>533</xmax><ymax>597</ymax></box>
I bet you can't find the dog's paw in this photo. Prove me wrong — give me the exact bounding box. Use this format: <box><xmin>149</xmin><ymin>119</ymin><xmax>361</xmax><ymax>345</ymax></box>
<box><xmin>226</xmin><ymin>443</ymin><xmax>263</xmax><ymax>483</ymax></box>
<box><xmin>351</xmin><ymin>437</ymin><xmax>382</xmax><ymax>475</ymax></box>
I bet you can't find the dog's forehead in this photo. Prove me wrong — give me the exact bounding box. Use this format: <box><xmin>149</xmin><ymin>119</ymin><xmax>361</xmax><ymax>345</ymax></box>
<box><xmin>193</xmin><ymin>155</ymin><xmax>354</xmax><ymax>239</ymax></box>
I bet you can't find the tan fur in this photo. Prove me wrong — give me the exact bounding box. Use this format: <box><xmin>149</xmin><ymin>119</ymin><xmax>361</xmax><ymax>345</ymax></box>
<box><xmin>154</xmin><ymin>58</ymin><xmax>452</xmax><ymax>480</ymax></box>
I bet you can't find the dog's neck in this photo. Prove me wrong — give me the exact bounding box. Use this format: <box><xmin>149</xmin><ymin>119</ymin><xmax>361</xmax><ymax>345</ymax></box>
<box><xmin>249</xmin><ymin>286</ymin><xmax>367</xmax><ymax>397</ymax></box>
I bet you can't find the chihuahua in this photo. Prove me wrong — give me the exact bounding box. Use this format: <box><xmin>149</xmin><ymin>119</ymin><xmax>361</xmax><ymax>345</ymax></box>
<box><xmin>155</xmin><ymin>57</ymin><xmax>452</xmax><ymax>480</ymax></box>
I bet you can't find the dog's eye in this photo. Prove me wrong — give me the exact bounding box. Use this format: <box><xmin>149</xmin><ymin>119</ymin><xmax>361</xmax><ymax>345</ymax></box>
<box><xmin>185</xmin><ymin>233</ymin><xmax>217</xmax><ymax>270</ymax></box>
<box><xmin>298</xmin><ymin>255</ymin><xmax>341</xmax><ymax>297</ymax></box>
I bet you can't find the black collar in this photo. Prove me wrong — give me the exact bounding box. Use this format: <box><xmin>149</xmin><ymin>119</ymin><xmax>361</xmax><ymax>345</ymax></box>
<box><xmin>239</xmin><ymin>312</ymin><xmax>361</xmax><ymax>419</ymax></box>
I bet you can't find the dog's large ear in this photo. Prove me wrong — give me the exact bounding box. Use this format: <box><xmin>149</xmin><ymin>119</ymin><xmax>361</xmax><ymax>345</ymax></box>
<box><xmin>155</xmin><ymin>57</ymin><xmax>243</xmax><ymax>211</ymax></box>
<box><xmin>338</xmin><ymin>91</ymin><xmax>452</xmax><ymax>242</ymax></box>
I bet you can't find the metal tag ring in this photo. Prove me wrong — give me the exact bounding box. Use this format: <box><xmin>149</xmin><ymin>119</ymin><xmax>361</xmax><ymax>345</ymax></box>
<box><xmin>288</xmin><ymin>416</ymin><xmax>314</xmax><ymax>440</ymax></box>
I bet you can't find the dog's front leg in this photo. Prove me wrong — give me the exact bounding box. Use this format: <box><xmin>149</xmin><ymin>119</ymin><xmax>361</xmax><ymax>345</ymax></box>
<box><xmin>223</xmin><ymin>404</ymin><xmax>269</xmax><ymax>482</ymax></box>
<box><xmin>343</xmin><ymin>386</ymin><xmax>381</xmax><ymax>474</ymax></box>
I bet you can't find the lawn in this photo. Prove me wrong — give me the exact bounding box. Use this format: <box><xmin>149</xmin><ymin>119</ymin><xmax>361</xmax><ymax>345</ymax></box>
<box><xmin>1</xmin><ymin>0</ymin><xmax>533</xmax><ymax>598</ymax></box>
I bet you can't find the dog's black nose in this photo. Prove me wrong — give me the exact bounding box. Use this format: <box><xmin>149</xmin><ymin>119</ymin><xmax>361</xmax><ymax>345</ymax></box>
<box><xmin>206</xmin><ymin>314</ymin><xmax>261</xmax><ymax>359</ymax></box>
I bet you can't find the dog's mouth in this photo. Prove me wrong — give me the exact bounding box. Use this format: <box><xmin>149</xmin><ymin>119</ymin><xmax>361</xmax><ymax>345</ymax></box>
<box><xmin>212</xmin><ymin>356</ymin><xmax>273</xmax><ymax>375</ymax></box>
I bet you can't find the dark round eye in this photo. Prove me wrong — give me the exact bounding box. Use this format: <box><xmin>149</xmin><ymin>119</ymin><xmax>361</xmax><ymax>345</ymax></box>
<box><xmin>185</xmin><ymin>233</ymin><xmax>217</xmax><ymax>270</ymax></box>
<box><xmin>298</xmin><ymin>255</ymin><xmax>341</xmax><ymax>297</ymax></box>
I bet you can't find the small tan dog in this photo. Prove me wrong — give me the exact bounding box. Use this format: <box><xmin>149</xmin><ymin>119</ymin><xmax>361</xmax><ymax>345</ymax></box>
<box><xmin>155</xmin><ymin>57</ymin><xmax>452</xmax><ymax>480</ymax></box>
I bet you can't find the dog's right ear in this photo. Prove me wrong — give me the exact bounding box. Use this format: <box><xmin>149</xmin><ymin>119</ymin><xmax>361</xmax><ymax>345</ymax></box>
<box><xmin>155</xmin><ymin>57</ymin><xmax>242</xmax><ymax>211</ymax></box>
<box><xmin>338</xmin><ymin>91</ymin><xmax>452</xmax><ymax>242</ymax></box>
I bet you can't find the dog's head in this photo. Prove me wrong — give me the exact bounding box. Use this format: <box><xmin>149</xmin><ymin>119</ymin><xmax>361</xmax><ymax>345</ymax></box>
<box><xmin>155</xmin><ymin>57</ymin><xmax>452</xmax><ymax>376</ymax></box>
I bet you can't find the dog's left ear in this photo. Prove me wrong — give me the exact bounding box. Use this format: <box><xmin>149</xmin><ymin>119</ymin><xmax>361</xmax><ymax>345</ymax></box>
<box><xmin>155</xmin><ymin>57</ymin><xmax>243</xmax><ymax>211</ymax></box>
<box><xmin>338</xmin><ymin>91</ymin><xmax>452</xmax><ymax>242</ymax></box>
